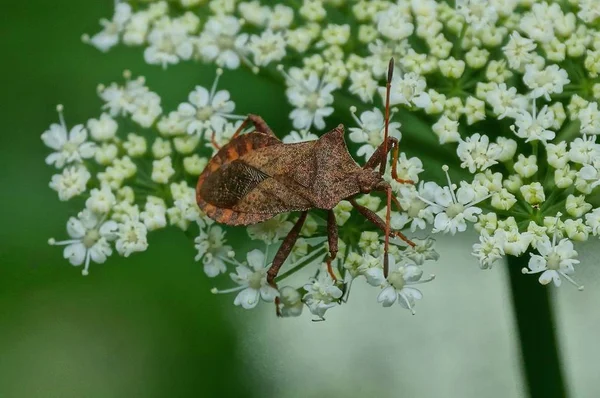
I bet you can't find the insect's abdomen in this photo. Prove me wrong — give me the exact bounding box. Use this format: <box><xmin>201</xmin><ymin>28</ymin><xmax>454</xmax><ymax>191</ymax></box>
<box><xmin>196</xmin><ymin>132</ymin><xmax>282</xmax><ymax>225</ymax></box>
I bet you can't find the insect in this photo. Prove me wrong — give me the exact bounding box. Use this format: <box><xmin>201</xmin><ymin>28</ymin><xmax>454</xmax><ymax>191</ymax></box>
<box><xmin>196</xmin><ymin>59</ymin><xmax>414</xmax><ymax>315</ymax></box>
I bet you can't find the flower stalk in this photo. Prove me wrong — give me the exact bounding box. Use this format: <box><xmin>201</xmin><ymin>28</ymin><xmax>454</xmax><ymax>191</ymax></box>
<box><xmin>507</xmin><ymin>254</ymin><xmax>568</xmax><ymax>398</ymax></box>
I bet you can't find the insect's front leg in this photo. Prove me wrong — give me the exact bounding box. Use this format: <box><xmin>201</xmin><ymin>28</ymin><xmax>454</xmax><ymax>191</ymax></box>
<box><xmin>267</xmin><ymin>211</ymin><xmax>308</xmax><ymax>317</ymax></box>
<box><xmin>364</xmin><ymin>138</ymin><xmax>414</xmax><ymax>184</ymax></box>
<box><xmin>325</xmin><ymin>210</ymin><xmax>339</xmax><ymax>282</ymax></box>
<box><xmin>349</xmin><ymin>199</ymin><xmax>415</xmax><ymax>247</ymax></box>
<box><xmin>363</xmin><ymin>137</ymin><xmax>397</xmax><ymax>171</ymax></box>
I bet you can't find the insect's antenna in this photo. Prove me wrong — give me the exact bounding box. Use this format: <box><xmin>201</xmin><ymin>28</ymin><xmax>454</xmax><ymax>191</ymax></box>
<box><xmin>381</xmin><ymin>58</ymin><xmax>394</xmax><ymax>175</ymax></box>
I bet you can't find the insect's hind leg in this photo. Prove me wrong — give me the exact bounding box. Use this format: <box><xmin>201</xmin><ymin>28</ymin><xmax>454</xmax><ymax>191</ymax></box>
<box><xmin>231</xmin><ymin>114</ymin><xmax>277</xmax><ymax>140</ymax></box>
<box><xmin>267</xmin><ymin>211</ymin><xmax>308</xmax><ymax>317</ymax></box>
<box><xmin>247</xmin><ymin>114</ymin><xmax>276</xmax><ymax>137</ymax></box>
<box><xmin>325</xmin><ymin>210</ymin><xmax>339</xmax><ymax>282</ymax></box>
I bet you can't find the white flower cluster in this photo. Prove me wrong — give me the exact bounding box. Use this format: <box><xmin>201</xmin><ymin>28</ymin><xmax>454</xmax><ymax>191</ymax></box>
<box><xmin>44</xmin><ymin>71</ymin><xmax>235</xmax><ymax>275</ymax></box>
<box><xmin>47</xmin><ymin>0</ymin><xmax>600</xmax><ymax>318</ymax></box>
<box><xmin>44</xmin><ymin>68</ymin><xmax>436</xmax><ymax>318</ymax></box>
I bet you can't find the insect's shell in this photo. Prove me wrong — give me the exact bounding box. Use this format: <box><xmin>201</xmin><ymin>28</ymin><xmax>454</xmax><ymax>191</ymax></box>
<box><xmin>196</xmin><ymin>127</ymin><xmax>364</xmax><ymax>226</ymax></box>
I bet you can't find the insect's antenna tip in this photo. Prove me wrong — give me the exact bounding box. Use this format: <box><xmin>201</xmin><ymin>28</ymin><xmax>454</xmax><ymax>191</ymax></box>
<box><xmin>387</xmin><ymin>58</ymin><xmax>395</xmax><ymax>84</ymax></box>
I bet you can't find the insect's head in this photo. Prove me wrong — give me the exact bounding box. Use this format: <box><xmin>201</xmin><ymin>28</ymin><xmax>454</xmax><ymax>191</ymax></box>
<box><xmin>357</xmin><ymin>168</ymin><xmax>385</xmax><ymax>193</ymax></box>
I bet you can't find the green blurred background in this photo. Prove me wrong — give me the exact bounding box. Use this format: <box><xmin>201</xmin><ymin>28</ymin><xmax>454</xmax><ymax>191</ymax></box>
<box><xmin>0</xmin><ymin>1</ymin><xmax>272</xmax><ymax>397</ymax></box>
<box><xmin>2</xmin><ymin>2</ymin><xmax>600</xmax><ymax>398</ymax></box>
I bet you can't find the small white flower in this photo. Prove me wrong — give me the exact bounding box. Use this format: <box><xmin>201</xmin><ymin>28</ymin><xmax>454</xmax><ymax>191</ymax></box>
<box><xmin>195</xmin><ymin>225</ymin><xmax>233</xmax><ymax>277</ymax></box>
<box><xmin>432</xmin><ymin>115</ymin><xmax>460</xmax><ymax>144</ymax></box>
<box><xmin>565</xmin><ymin>194</ymin><xmax>592</xmax><ymax>218</ymax></box>
<box><xmin>87</xmin><ymin>2</ymin><xmax>132</xmax><ymax>52</ymax></box>
<box><xmin>420</xmin><ymin>167</ymin><xmax>489</xmax><ymax>235</ymax></box>
<box><xmin>152</xmin><ymin>156</ymin><xmax>175</xmax><ymax>184</ymax></box>
<box><xmin>381</xmin><ymin>72</ymin><xmax>431</xmax><ymax>109</ymax></box>
<box><xmin>87</xmin><ymin>113</ymin><xmax>118</xmax><ymax>142</ymax></box>
<box><xmin>349</xmin><ymin>69</ymin><xmax>378</xmax><ymax>103</ymax></box>
<box><xmin>144</xmin><ymin>15</ymin><xmax>197</xmax><ymax>68</ymax></box>
<box><xmin>578</xmin><ymin>102</ymin><xmax>600</xmax><ymax>135</ymax></box>
<box><xmin>49</xmin><ymin>209</ymin><xmax>118</xmax><ymax>275</ymax></box>
<box><xmin>42</xmin><ymin>106</ymin><xmax>96</xmax><ymax>168</ymax></box>
<box><xmin>569</xmin><ymin>135</ymin><xmax>600</xmax><ymax>165</ymax></box>
<box><xmin>140</xmin><ymin>196</ymin><xmax>167</xmax><ymax>231</ymax></box>
<box><xmin>393</xmin><ymin>183</ymin><xmax>436</xmax><ymax>232</ymax></box>
<box><xmin>197</xmin><ymin>15</ymin><xmax>249</xmax><ymax>69</ymax></box>
<box><xmin>98</xmin><ymin>76</ymin><xmax>162</xmax><ymax>127</ymax></box>
<box><xmin>299</xmin><ymin>0</ymin><xmax>326</xmax><ymax>22</ymax></box>
<box><xmin>247</xmin><ymin>214</ymin><xmax>294</xmax><ymax>244</ymax></box>
<box><xmin>377</xmin><ymin>4</ymin><xmax>414</xmax><ymax>41</ymax></box>
<box><xmin>514</xmin><ymin>154</ymin><xmax>538</xmax><ymax>178</ymax></box>
<box><xmin>472</xmin><ymin>230</ymin><xmax>505</xmax><ymax>270</ymax></box>
<box><xmin>456</xmin><ymin>0</ymin><xmax>498</xmax><ymax>31</ymax></box>
<box><xmin>547</xmin><ymin>142</ymin><xmax>569</xmax><ymax>169</ymax></box>
<box><xmin>523</xmin><ymin>216</ymin><xmax>583</xmax><ymax>289</ymax></box>
<box><xmin>578</xmin><ymin>162</ymin><xmax>600</xmax><ymax>190</ymax></box>
<box><xmin>456</xmin><ymin>133</ymin><xmax>502</xmax><ymax>173</ymax></box>
<box><xmin>278</xmin><ymin>286</ymin><xmax>303</xmax><ymax>317</ymax></box>
<box><xmin>303</xmin><ymin>267</ymin><xmax>343</xmax><ymax>319</ymax></box>
<box><xmin>389</xmin><ymin>152</ymin><xmax>424</xmax><ymax>185</ymax></box>
<box><xmin>375</xmin><ymin>256</ymin><xmax>434</xmax><ymax>314</ymax></box>
<box><xmin>86</xmin><ymin>185</ymin><xmax>117</xmax><ymax>214</ymax></box>
<box><xmin>520</xmin><ymin>182</ymin><xmax>545</xmax><ymax>205</ymax></box>
<box><xmin>348</xmin><ymin>107</ymin><xmax>401</xmax><ymax>160</ymax></box>
<box><xmin>284</xmin><ymin>67</ymin><xmax>336</xmax><ymax>130</ymax></box>
<box><xmin>268</xmin><ymin>5</ymin><xmax>294</xmax><ymax>30</ymax></box>
<box><xmin>523</xmin><ymin>64</ymin><xmax>570</xmax><ymax>101</ymax></box>
<box><xmin>49</xmin><ymin>165</ymin><xmax>91</xmax><ymax>201</ymax></box>
<box><xmin>238</xmin><ymin>1</ymin><xmax>270</xmax><ymax>26</ymax></box>
<box><xmin>485</xmin><ymin>83</ymin><xmax>527</xmax><ymax>119</ymax></box>
<box><xmin>503</xmin><ymin>228</ymin><xmax>533</xmax><ymax>257</ymax></box>
<box><xmin>503</xmin><ymin>31</ymin><xmax>536</xmax><ymax>71</ymax></box>
<box><xmin>151</xmin><ymin>137</ymin><xmax>172</xmax><ymax>159</ymax></box>
<box><xmin>403</xmin><ymin>237</ymin><xmax>439</xmax><ymax>265</ymax></box>
<box><xmin>115</xmin><ymin>215</ymin><xmax>149</xmax><ymax>257</ymax></box>
<box><xmin>174</xmin><ymin>71</ymin><xmax>240</xmax><ymax>136</ymax></box>
<box><xmin>510</xmin><ymin>103</ymin><xmax>556</xmax><ymax>143</ymax></box>
<box><xmin>212</xmin><ymin>249</ymin><xmax>279</xmax><ymax>310</ymax></box>
<box><xmin>248</xmin><ymin>30</ymin><xmax>286</xmax><ymax>67</ymax></box>
<box><xmin>585</xmin><ymin>208</ymin><xmax>600</xmax><ymax>236</ymax></box>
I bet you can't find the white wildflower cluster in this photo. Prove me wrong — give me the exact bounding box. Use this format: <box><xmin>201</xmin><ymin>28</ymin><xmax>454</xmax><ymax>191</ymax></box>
<box><xmin>46</xmin><ymin>0</ymin><xmax>600</xmax><ymax>318</ymax></box>
<box><xmin>44</xmin><ymin>67</ymin><xmax>436</xmax><ymax>319</ymax></box>
<box><xmin>44</xmin><ymin>71</ymin><xmax>237</xmax><ymax>275</ymax></box>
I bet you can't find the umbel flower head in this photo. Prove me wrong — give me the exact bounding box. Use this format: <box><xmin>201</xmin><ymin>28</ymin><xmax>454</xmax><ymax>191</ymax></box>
<box><xmin>43</xmin><ymin>0</ymin><xmax>600</xmax><ymax>320</ymax></box>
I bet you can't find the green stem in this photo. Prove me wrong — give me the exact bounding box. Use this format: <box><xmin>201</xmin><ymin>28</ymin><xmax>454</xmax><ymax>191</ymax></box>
<box><xmin>506</xmin><ymin>255</ymin><xmax>568</xmax><ymax>398</ymax></box>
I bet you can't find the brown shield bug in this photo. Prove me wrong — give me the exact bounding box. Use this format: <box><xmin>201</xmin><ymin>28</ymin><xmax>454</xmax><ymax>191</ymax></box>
<box><xmin>196</xmin><ymin>59</ymin><xmax>414</xmax><ymax>315</ymax></box>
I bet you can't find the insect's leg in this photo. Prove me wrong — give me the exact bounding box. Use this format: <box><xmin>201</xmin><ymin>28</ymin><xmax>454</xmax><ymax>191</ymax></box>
<box><xmin>391</xmin><ymin>142</ymin><xmax>414</xmax><ymax>184</ymax></box>
<box><xmin>325</xmin><ymin>210</ymin><xmax>339</xmax><ymax>282</ymax></box>
<box><xmin>231</xmin><ymin>117</ymin><xmax>252</xmax><ymax>139</ymax></box>
<box><xmin>247</xmin><ymin>114</ymin><xmax>276</xmax><ymax>137</ymax></box>
<box><xmin>364</xmin><ymin>138</ymin><xmax>415</xmax><ymax>184</ymax></box>
<box><xmin>349</xmin><ymin>198</ymin><xmax>415</xmax><ymax>249</ymax></box>
<box><xmin>363</xmin><ymin>137</ymin><xmax>396</xmax><ymax>170</ymax></box>
<box><xmin>267</xmin><ymin>211</ymin><xmax>308</xmax><ymax>317</ymax></box>
<box><xmin>210</xmin><ymin>131</ymin><xmax>221</xmax><ymax>150</ymax></box>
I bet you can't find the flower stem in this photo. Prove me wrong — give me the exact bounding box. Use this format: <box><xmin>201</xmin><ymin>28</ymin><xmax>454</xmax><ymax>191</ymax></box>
<box><xmin>506</xmin><ymin>255</ymin><xmax>568</xmax><ymax>398</ymax></box>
